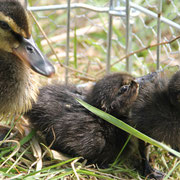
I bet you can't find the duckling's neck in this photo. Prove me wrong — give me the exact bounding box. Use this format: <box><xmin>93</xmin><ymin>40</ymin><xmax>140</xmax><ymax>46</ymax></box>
<box><xmin>0</xmin><ymin>51</ymin><xmax>39</xmax><ymax>119</ymax></box>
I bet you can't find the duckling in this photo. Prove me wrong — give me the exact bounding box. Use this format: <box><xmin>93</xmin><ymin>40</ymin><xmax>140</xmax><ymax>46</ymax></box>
<box><xmin>131</xmin><ymin>70</ymin><xmax>180</xmax><ymax>151</ymax></box>
<box><xmin>129</xmin><ymin>70</ymin><xmax>180</xmax><ymax>179</ymax></box>
<box><xmin>0</xmin><ymin>0</ymin><xmax>55</xmax><ymax>119</ymax></box>
<box><xmin>26</xmin><ymin>72</ymin><xmax>139</xmax><ymax>166</ymax></box>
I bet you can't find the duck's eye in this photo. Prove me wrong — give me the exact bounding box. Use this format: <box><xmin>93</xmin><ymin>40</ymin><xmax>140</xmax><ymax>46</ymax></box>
<box><xmin>118</xmin><ymin>85</ymin><xmax>129</xmax><ymax>95</ymax></box>
<box><xmin>0</xmin><ymin>21</ymin><xmax>11</xmax><ymax>30</ymax></box>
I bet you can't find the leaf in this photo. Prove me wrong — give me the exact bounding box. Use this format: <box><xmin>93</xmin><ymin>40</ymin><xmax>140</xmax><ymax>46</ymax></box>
<box><xmin>76</xmin><ymin>98</ymin><xmax>180</xmax><ymax>158</ymax></box>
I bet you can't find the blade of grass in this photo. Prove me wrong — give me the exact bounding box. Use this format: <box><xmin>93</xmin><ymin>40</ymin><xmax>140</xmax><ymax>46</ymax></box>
<box><xmin>0</xmin><ymin>130</ymin><xmax>35</xmax><ymax>170</ymax></box>
<box><xmin>0</xmin><ymin>140</ymin><xmax>20</xmax><ymax>168</ymax></box>
<box><xmin>77</xmin><ymin>98</ymin><xmax>180</xmax><ymax>158</ymax></box>
<box><xmin>1</xmin><ymin>129</ymin><xmax>35</xmax><ymax>153</ymax></box>
<box><xmin>20</xmin><ymin>129</ymin><xmax>35</xmax><ymax>146</ymax></box>
<box><xmin>164</xmin><ymin>161</ymin><xmax>180</xmax><ymax>180</ymax></box>
<box><xmin>77</xmin><ymin>169</ymin><xmax>116</xmax><ymax>180</ymax></box>
<box><xmin>50</xmin><ymin>169</ymin><xmax>74</xmax><ymax>180</ymax></box>
<box><xmin>6</xmin><ymin>146</ymin><xmax>30</xmax><ymax>173</ymax></box>
<box><xmin>0</xmin><ymin>171</ymin><xmax>23</xmax><ymax>178</ymax></box>
<box><xmin>23</xmin><ymin>157</ymin><xmax>79</xmax><ymax>178</ymax></box>
<box><xmin>111</xmin><ymin>134</ymin><xmax>132</xmax><ymax>167</ymax></box>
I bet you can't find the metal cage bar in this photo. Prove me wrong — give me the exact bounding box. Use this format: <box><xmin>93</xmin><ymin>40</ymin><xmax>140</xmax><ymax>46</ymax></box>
<box><xmin>125</xmin><ymin>0</ymin><xmax>132</xmax><ymax>73</ymax></box>
<box><xmin>106</xmin><ymin>0</ymin><xmax>113</xmax><ymax>74</ymax></box>
<box><xmin>156</xmin><ymin>0</ymin><xmax>162</xmax><ymax>70</ymax></box>
<box><xmin>65</xmin><ymin>0</ymin><xmax>71</xmax><ymax>84</ymax></box>
<box><xmin>27</xmin><ymin>0</ymin><xmax>180</xmax><ymax>79</ymax></box>
<box><xmin>27</xmin><ymin>3</ymin><xmax>180</xmax><ymax>30</ymax></box>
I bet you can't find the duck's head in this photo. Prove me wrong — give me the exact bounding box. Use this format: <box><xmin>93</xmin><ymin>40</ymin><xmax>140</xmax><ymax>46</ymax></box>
<box><xmin>0</xmin><ymin>0</ymin><xmax>55</xmax><ymax>77</ymax></box>
<box><xmin>86</xmin><ymin>73</ymin><xmax>139</xmax><ymax>114</ymax></box>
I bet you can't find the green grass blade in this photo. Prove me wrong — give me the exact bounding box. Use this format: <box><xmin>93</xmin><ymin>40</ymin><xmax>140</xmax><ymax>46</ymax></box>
<box><xmin>19</xmin><ymin>130</ymin><xmax>35</xmax><ymax>146</ymax></box>
<box><xmin>50</xmin><ymin>170</ymin><xmax>74</xmax><ymax>180</ymax></box>
<box><xmin>77</xmin><ymin>169</ymin><xmax>115</xmax><ymax>180</ymax></box>
<box><xmin>164</xmin><ymin>161</ymin><xmax>180</xmax><ymax>180</ymax></box>
<box><xmin>111</xmin><ymin>134</ymin><xmax>132</xmax><ymax>167</ymax></box>
<box><xmin>0</xmin><ymin>130</ymin><xmax>35</xmax><ymax>157</ymax></box>
<box><xmin>23</xmin><ymin>157</ymin><xmax>78</xmax><ymax>178</ymax></box>
<box><xmin>77</xmin><ymin>98</ymin><xmax>180</xmax><ymax>158</ymax></box>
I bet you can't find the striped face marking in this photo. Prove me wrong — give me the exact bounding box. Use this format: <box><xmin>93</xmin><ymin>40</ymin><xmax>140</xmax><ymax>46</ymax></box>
<box><xmin>0</xmin><ymin>11</ymin><xmax>31</xmax><ymax>38</ymax></box>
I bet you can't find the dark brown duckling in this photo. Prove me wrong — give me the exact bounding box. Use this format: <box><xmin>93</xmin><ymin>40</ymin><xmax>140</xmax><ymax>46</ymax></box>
<box><xmin>129</xmin><ymin>70</ymin><xmax>180</xmax><ymax>179</ymax></box>
<box><xmin>131</xmin><ymin>70</ymin><xmax>180</xmax><ymax>151</ymax></box>
<box><xmin>26</xmin><ymin>72</ymin><xmax>139</xmax><ymax>167</ymax></box>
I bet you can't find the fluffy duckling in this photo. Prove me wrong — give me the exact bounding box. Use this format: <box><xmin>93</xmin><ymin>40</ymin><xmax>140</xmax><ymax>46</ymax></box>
<box><xmin>0</xmin><ymin>0</ymin><xmax>55</xmax><ymax>119</ymax></box>
<box><xmin>131</xmin><ymin>70</ymin><xmax>180</xmax><ymax>151</ymax></box>
<box><xmin>26</xmin><ymin>72</ymin><xmax>139</xmax><ymax>166</ymax></box>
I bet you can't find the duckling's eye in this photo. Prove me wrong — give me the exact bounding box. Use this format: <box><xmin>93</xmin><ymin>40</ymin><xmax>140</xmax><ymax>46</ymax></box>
<box><xmin>0</xmin><ymin>21</ymin><xmax>11</xmax><ymax>30</ymax></box>
<box><xmin>118</xmin><ymin>85</ymin><xmax>129</xmax><ymax>95</ymax></box>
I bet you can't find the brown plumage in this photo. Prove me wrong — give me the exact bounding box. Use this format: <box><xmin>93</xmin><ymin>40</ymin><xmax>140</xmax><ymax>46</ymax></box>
<box><xmin>0</xmin><ymin>0</ymin><xmax>55</xmax><ymax>119</ymax></box>
<box><xmin>131</xmin><ymin>70</ymin><xmax>180</xmax><ymax>151</ymax></box>
<box><xmin>26</xmin><ymin>72</ymin><xmax>167</xmax><ymax>179</ymax></box>
<box><xmin>127</xmin><ymin>70</ymin><xmax>180</xmax><ymax>179</ymax></box>
<box><xmin>26</xmin><ymin>72</ymin><xmax>139</xmax><ymax>166</ymax></box>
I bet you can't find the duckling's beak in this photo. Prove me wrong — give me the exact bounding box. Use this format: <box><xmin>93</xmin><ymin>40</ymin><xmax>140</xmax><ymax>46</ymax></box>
<box><xmin>12</xmin><ymin>36</ymin><xmax>55</xmax><ymax>77</ymax></box>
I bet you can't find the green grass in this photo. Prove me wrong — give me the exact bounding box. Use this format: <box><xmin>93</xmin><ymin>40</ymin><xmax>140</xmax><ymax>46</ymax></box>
<box><xmin>0</xmin><ymin>101</ymin><xmax>179</xmax><ymax>179</ymax></box>
<box><xmin>0</xmin><ymin>112</ymin><xmax>179</xmax><ymax>179</ymax></box>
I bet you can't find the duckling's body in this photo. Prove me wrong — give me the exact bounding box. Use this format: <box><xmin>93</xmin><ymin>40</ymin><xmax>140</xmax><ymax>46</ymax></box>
<box><xmin>0</xmin><ymin>0</ymin><xmax>54</xmax><ymax>119</ymax></box>
<box><xmin>0</xmin><ymin>51</ymin><xmax>38</xmax><ymax>117</ymax></box>
<box><xmin>26</xmin><ymin>73</ymin><xmax>139</xmax><ymax>166</ymax></box>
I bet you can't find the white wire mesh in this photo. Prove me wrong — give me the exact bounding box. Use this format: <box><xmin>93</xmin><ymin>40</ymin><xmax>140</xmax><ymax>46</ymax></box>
<box><xmin>27</xmin><ymin>0</ymin><xmax>180</xmax><ymax>82</ymax></box>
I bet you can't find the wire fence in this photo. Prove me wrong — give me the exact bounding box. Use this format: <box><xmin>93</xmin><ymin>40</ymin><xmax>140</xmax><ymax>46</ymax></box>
<box><xmin>26</xmin><ymin>0</ymin><xmax>180</xmax><ymax>83</ymax></box>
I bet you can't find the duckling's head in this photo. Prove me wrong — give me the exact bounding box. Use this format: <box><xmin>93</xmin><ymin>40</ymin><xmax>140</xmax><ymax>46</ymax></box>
<box><xmin>0</xmin><ymin>0</ymin><xmax>55</xmax><ymax>77</ymax></box>
<box><xmin>86</xmin><ymin>73</ymin><xmax>139</xmax><ymax>115</ymax></box>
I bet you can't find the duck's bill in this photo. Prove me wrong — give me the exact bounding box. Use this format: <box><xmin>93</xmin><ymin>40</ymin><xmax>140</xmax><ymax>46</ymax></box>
<box><xmin>13</xmin><ymin>36</ymin><xmax>55</xmax><ymax>77</ymax></box>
